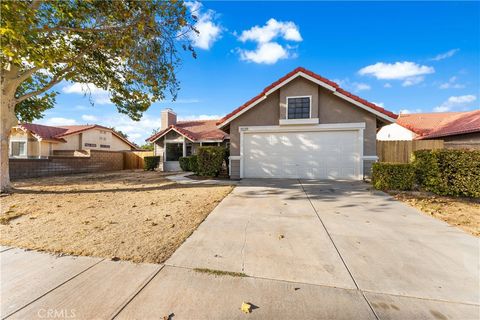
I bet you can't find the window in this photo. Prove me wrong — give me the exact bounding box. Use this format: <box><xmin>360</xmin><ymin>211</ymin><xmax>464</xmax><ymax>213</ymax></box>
<box><xmin>11</xmin><ymin>141</ymin><xmax>26</xmax><ymax>157</ymax></box>
<box><xmin>85</xmin><ymin>143</ymin><xmax>97</xmax><ymax>147</ymax></box>
<box><xmin>166</xmin><ymin>143</ymin><xmax>183</xmax><ymax>161</ymax></box>
<box><xmin>100</xmin><ymin>144</ymin><xmax>110</xmax><ymax>148</ymax></box>
<box><xmin>287</xmin><ymin>97</ymin><xmax>310</xmax><ymax>119</ymax></box>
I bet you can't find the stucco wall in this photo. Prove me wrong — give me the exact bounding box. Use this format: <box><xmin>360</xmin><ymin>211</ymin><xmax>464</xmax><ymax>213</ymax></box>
<box><xmin>443</xmin><ymin>132</ymin><xmax>480</xmax><ymax>149</ymax></box>
<box><xmin>317</xmin><ymin>86</ymin><xmax>377</xmax><ymax>157</ymax></box>
<box><xmin>55</xmin><ymin>134</ymin><xmax>80</xmax><ymax>150</ymax></box>
<box><xmin>227</xmin><ymin>77</ymin><xmax>380</xmax><ymax>179</ymax></box>
<box><xmin>279</xmin><ymin>77</ymin><xmax>319</xmax><ymax>119</ymax></box>
<box><xmin>55</xmin><ymin>130</ymin><xmax>132</xmax><ymax>151</ymax></box>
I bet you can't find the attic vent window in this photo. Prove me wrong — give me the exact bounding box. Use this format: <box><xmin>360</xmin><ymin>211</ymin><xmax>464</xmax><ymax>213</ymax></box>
<box><xmin>287</xmin><ymin>96</ymin><xmax>311</xmax><ymax>119</ymax></box>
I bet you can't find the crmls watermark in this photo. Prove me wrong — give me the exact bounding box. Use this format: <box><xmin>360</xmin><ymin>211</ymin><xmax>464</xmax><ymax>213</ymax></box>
<box><xmin>37</xmin><ymin>308</ymin><xmax>76</xmax><ymax>318</ymax></box>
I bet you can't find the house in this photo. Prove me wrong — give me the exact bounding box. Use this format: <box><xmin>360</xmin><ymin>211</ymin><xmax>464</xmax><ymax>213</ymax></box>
<box><xmin>146</xmin><ymin>109</ymin><xmax>229</xmax><ymax>171</ymax></box>
<box><xmin>9</xmin><ymin>123</ymin><xmax>137</xmax><ymax>158</ymax></box>
<box><xmin>217</xmin><ymin>67</ymin><xmax>398</xmax><ymax>180</ymax></box>
<box><xmin>377</xmin><ymin>110</ymin><xmax>480</xmax><ymax>149</ymax></box>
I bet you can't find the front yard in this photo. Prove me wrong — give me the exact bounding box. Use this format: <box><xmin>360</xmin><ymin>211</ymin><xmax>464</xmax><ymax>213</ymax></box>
<box><xmin>0</xmin><ymin>171</ymin><xmax>233</xmax><ymax>263</ymax></box>
<box><xmin>390</xmin><ymin>191</ymin><xmax>480</xmax><ymax>236</ymax></box>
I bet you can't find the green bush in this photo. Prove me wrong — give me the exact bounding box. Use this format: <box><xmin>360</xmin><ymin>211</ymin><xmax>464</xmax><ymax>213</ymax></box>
<box><xmin>189</xmin><ymin>155</ymin><xmax>199</xmax><ymax>174</ymax></box>
<box><xmin>197</xmin><ymin>146</ymin><xmax>226</xmax><ymax>177</ymax></box>
<box><xmin>412</xmin><ymin>149</ymin><xmax>480</xmax><ymax>198</ymax></box>
<box><xmin>178</xmin><ymin>155</ymin><xmax>199</xmax><ymax>173</ymax></box>
<box><xmin>179</xmin><ymin>157</ymin><xmax>190</xmax><ymax>171</ymax></box>
<box><xmin>372</xmin><ymin>163</ymin><xmax>415</xmax><ymax>191</ymax></box>
<box><xmin>144</xmin><ymin>156</ymin><xmax>160</xmax><ymax>171</ymax></box>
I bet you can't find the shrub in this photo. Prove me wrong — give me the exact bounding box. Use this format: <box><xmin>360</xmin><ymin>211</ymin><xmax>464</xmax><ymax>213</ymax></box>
<box><xmin>178</xmin><ymin>155</ymin><xmax>199</xmax><ymax>173</ymax></box>
<box><xmin>197</xmin><ymin>146</ymin><xmax>226</xmax><ymax>177</ymax></box>
<box><xmin>189</xmin><ymin>155</ymin><xmax>199</xmax><ymax>174</ymax></box>
<box><xmin>179</xmin><ymin>157</ymin><xmax>190</xmax><ymax>171</ymax></box>
<box><xmin>144</xmin><ymin>156</ymin><xmax>160</xmax><ymax>171</ymax></box>
<box><xmin>372</xmin><ymin>163</ymin><xmax>415</xmax><ymax>191</ymax></box>
<box><xmin>412</xmin><ymin>149</ymin><xmax>480</xmax><ymax>198</ymax></box>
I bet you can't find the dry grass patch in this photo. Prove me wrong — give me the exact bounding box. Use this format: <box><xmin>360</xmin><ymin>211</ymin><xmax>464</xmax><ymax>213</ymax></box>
<box><xmin>390</xmin><ymin>191</ymin><xmax>480</xmax><ymax>237</ymax></box>
<box><xmin>0</xmin><ymin>171</ymin><xmax>233</xmax><ymax>263</ymax></box>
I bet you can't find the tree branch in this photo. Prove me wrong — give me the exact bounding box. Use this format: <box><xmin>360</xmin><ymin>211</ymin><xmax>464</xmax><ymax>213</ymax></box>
<box><xmin>15</xmin><ymin>66</ymin><xmax>74</xmax><ymax>103</ymax></box>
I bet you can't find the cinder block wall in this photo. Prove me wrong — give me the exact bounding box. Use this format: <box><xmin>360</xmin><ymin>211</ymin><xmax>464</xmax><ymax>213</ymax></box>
<box><xmin>9</xmin><ymin>150</ymin><xmax>125</xmax><ymax>180</ymax></box>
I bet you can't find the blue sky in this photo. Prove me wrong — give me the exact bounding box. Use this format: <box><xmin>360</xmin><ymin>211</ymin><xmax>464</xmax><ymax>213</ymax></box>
<box><xmin>40</xmin><ymin>1</ymin><xmax>480</xmax><ymax>144</ymax></box>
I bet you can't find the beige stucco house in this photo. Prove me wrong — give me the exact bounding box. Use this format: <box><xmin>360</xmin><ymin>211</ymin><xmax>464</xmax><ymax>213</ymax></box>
<box><xmin>9</xmin><ymin>123</ymin><xmax>137</xmax><ymax>158</ymax></box>
<box><xmin>217</xmin><ymin>67</ymin><xmax>398</xmax><ymax>180</ymax></box>
<box><xmin>146</xmin><ymin>109</ymin><xmax>229</xmax><ymax>171</ymax></box>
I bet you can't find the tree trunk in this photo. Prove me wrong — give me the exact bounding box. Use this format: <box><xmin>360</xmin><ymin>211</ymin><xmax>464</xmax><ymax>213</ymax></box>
<box><xmin>0</xmin><ymin>85</ymin><xmax>17</xmax><ymax>193</ymax></box>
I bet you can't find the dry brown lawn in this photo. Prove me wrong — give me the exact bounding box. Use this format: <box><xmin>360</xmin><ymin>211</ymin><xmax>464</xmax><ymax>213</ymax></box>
<box><xmin>390</xmin><ymin>191</ymin><xmax>480</xmax><ymax>237</ymax></box>
<box><xmin>0</xmin><ymin>171</ymin><xmax>233</xmax><ymax>263</ymax></box>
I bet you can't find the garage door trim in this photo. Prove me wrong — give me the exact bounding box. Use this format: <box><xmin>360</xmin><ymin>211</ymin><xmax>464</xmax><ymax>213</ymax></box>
<box><xmin>238</xmin><ymin>122</ymin><xmax>365</xmax><ymax>179</ymax></box>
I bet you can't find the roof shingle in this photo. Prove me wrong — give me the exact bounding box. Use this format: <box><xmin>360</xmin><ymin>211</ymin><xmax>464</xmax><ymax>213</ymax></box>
<box><xmin>146</xmin><ymin>119</ymin><xmax>228</xmax><ymax>142</ymax></box>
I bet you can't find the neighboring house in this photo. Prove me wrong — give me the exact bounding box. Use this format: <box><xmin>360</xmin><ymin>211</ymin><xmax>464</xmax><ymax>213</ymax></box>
<box><xmin>9</xmin><ymin>123</ymin><xmax>137</xmax><ymax>158</ymax></box>
<box><xmin>217</xmin><ymin>67</ymin><xmax>398</xmax><ymax>180</ymax></box>
<box><xmin>377</xmin><ymin>110</ymin><xmax>480</xmax><ymax>149</ymax></box>
<box><xmin>146</xmin><ymin>109</ymin><xmax>229</xmax><ymax>171</ymax></box>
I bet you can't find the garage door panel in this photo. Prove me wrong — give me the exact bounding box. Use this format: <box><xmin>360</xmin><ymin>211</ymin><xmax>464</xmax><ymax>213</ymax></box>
<box><xmin>243</xmin><ymin>130</ymin><xmax>360</xmax><ymax>180</ymax></box>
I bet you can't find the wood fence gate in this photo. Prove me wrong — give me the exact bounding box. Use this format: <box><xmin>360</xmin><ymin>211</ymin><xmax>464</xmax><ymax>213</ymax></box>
<box><xmin>377</xmin><ymin>140</ymin><xmax>444</xmax><ymax>163</ymax></box>
<box><xmin>123</xmin><ymin>151</ymin><xmax>154</xmax><ymax>169</ymax></box>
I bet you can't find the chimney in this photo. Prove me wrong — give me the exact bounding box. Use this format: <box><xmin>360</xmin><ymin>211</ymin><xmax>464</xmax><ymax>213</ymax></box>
<box><xmin>161</xmin><ymin>108</ymin><xmax>177</xmax><ymax>130</ymax></box>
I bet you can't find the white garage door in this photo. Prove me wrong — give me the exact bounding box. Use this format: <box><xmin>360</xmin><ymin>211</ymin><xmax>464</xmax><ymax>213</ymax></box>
<box><xmin>243</xmin><ymin>130</ymin><xmax>360</xmax><ymax>179</ymax></box>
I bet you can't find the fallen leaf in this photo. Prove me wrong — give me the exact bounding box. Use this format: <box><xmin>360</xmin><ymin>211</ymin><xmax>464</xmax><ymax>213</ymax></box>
<box><xmin>241</xmin><ymin>302</ymin><xmax>252</xmax><ymax>314</ymax></box>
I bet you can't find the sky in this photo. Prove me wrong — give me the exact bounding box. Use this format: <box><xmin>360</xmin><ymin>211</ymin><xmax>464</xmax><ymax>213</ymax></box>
<box><xmin>39</xmin><ymin>1</ymin><xmax>480</xmax><ymax>144</ymax></box>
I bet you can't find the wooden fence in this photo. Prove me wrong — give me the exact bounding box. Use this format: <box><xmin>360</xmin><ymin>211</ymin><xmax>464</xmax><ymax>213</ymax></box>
<box><xmin>377</xmin><ymin>140</ymin><xmax>444</xmax><ymax>163</ymax></box>
<box><xmin>123</xmin><ymin>151</ymin><xmax>154</xmax><ymax>169</ymax></box>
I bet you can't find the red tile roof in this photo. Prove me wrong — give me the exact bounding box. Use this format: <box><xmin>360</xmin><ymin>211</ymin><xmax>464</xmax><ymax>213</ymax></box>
<box><xmin>146</xmin><ymin>119</ymin><xmax>229</xmax><ymax>142</ymax></box>
<box><xmin>217</xmin><ymin>67</ymin><xmax>398</xmax><ymax>126</ymax></box>
<box><xmin>405</xmin><ymin>110</ymin><xmax>480</xmax><ymax>139</ymax></box>
<box><xmin>18</xmin><ymin>123</ymin><xmax>137</xmax><ymax>148</ymax></box>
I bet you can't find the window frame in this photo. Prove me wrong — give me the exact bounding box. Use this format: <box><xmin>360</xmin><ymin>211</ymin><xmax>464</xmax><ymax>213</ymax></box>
<box><xmin>286</xmin><ymin>95</ymin><xmax>312</xmax><ymax>120</ymax></box>
<box><xmin>10</xmin><ymin>140</ymin><xmax>27</xmax><ymax>157</ymax></box>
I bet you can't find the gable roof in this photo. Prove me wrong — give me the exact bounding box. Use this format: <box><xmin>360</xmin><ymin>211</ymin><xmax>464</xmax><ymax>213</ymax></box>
<box><xmin>402</xmin><ymin>110</ymin><xmax>480</xmax><ymax>140</ymax></box>
<box><xmin>146</xmin><ymin>119</ymin><xmax>229</xmax><ymax>142</ymax></box>
<box><xmin>217</xmin><ymin>67</ymin><xmax>398</xmax><ymax>128</ymax></box>
<box><xmin>18</xmin><ymin>123</ymin><xmax>138</xmax><ymax>149</ymax></box>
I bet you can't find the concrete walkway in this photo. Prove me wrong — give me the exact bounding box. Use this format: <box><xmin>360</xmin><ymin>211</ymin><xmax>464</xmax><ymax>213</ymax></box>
<box><xmin>1</xmin><ymin>180</ymin><xmax>479</xmax><ymax>319</ymax></box>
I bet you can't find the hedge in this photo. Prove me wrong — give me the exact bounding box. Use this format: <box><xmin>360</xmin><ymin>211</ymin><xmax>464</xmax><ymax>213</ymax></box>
<box><xmin>179</xmin><ymin>155</ymin><xmax>199</xmax><ymax>173</ymax></box>
<box><xmin>189</xmin><ymin>155</ymin><xmax>199</xmax><ymax>174</ymax></box>
<box><xmin>179</xmin><ymin>157</ymin><xmax>190</xmax><ymax>171</ymax></box>
<box><xmin>372</xmin><ymin>163</ymin><xmax>415</xmax><ymax>191</ymax></box>
<box><xmin>412</xmin><ymin>149</ymin><xmax>480</xmax><ymax>198</ymax></box>
<box><xmin>144</xmin><ymin>156</ymin><xmax>161</xmax><ymax>171</ymax></box>
<box><xmin>197</xmin><ymin>146</ymin><xmax>226</xmax><ymax>177</ymax></box>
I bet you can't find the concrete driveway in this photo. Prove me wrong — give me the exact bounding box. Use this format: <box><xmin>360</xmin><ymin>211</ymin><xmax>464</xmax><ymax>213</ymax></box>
<box><xmin>164</xmin><ymin>179</ymin><xmax>479</xmax><ymax>319</ymax></box>
<box><xmin>2</xmin><ymin>179</ymin><xmax>479</xmax><ymax>319</ymax></box>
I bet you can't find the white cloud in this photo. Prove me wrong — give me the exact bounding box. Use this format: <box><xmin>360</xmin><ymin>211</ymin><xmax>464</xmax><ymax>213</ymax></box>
<box><xmin>372</xmin><ymin>102</ymin><xmax>385</xmax><ymax>108</ymax></box>
<box><xmin>41</xmin><ymin>117</ymin><xmax>78</xmax><ymax>126</ymax></box>
<box><xmin>384</xmin><ymin>83</ymin><xmax>392</xmax><ymax>88</ymax></box>
<box><xmin>430</xmin><ymin>49</ymin><xmax>459</xmax><ymax>61</ymax></box>
<box><xmin>439</xmin><ymin>76</ymin><xmax>465</xmax><ymax>89</ymax></box>
<box><xmin>358</xmin><ymin>61</ymin><xmax>434</xmax><ymax>80</ymax></box>
<box><xmin>81</xmin><ymin>114</ymin><xmax>98</xmax><ymax>122</ymax></box>
<box><xmin>239</xmin><ymin>42</ymin><xmax>289</xmax><ymax>64</ymax></box>
<box><xmin>237</xmin><ymin>18</ymin><xmax>302</xmax><ymax>64</ymax></box>
<box><xmin>185</xmin><ymin>1</ymin><xmax>222</xmax><ymax>50</ymax></box>
<box><xmin>62</xmin><ymin>82</ymin><xmax>112</xmax><ymax>105</ymax></box>
<box><xmin>433</xmin><ymin>95</ymin><xmax>477</xmax><ymax>112</ymax></box>
<box><xmin>402</xmin><ymin>76</ymin><xmax>424</xmax><ymax>87</ymax></box>
<box><xmin>238</xmin><ymin>18</ymin><xmax>302</xmax><ymax>43</ymax></box>
<box><xmin>178</xmin><ymin>114</ymin><xmax>224</xmax><ymax>121</ymax></box>
<box><xmin>333</xmin><ymin>78</ymin><xmax>371</xmax><ymax>92</ymax></box>
<box><xmin>353</xmin><ymin>82</ymin><xmax>371</xmax><ymax>91</ymax></box>
<box><xmin>399</xmin><ymin>108</ymin><xmax>422</xmax><ymax>114</ymax></box>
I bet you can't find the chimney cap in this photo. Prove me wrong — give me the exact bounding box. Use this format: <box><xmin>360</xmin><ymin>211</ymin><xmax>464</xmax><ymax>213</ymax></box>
<box><xmin>162</xmin><ymin>108</ymin><xmax>176</xmax><ymax>114</ymax></box>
